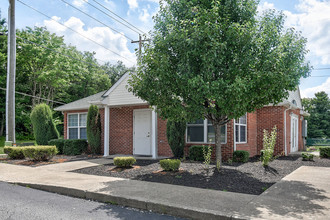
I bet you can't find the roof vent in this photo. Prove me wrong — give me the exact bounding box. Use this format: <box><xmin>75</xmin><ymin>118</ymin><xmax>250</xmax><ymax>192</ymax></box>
<box><xmin>292</xmin><ymin>99</ymin><xmax>297</xmax><ymax>106</ymax></box>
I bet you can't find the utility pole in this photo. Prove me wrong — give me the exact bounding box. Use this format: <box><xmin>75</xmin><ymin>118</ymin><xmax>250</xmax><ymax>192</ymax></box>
<box><xmin>5</xmin><ymin>0</ymin><xmax>16</xmax><ymax>146</ymax></box>
<box><xmin>131</xmin><ymin>34</ymin><xmax>150</xmax><ymax>56</ymax></box>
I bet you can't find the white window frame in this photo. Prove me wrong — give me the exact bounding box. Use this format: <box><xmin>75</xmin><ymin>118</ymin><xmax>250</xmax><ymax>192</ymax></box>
<box><xmin>186</xmin><ymin>119</ymin><xmax>227</xmax><ymax>144</ymax></box>
<box><xmin>235</xmin><ymin>114</ymin><xmax>247</xmax><ymax>144</ymax></box>
<box><xmin>67</xmin><ymin>112</ymin><xmax>87</xmax><ymax>139</ymax></box>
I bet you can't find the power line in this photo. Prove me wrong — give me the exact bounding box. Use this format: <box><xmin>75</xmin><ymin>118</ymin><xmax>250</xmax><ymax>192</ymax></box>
<box><xmin>0</xmin><ymin>87</ymin><xmax>66</xmax><ymax>105</ymax></box>
<box><xmin>90</xmin><ymin>0</ymin><xmax>145</xmax><ymax>34</ymax></box>
<box><xmin>314</xmin><ymin>68</ymin><xmax>330</xmax><ymax>70</ymax></box>
<box><xmin>309</xmin><ymin>75</ymin><xmax>330</xmax><ymax>77</ymax></box>
<box><xmin>60</xmin><ymin>0</ymin><xmax>134</xmax><ymax>41</ymax></box>
<box><xmin>17</xmin><ymin>0</ymin><xmax>134</xmax><ymax>64</ymax></box>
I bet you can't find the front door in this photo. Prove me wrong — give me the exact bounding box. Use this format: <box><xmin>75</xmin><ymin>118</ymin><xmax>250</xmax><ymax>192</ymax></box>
<box><xmin>133</xmin><ymin>109</ymin><xmax>152</xmax><ymax>155</ymax></box>
<box><xmin>291</xmin><ymin>115</ymin><xmax>299</xmax><ymax>152</ymax></box>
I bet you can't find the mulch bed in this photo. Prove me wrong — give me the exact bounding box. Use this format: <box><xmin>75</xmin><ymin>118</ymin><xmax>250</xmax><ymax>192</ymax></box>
<box><xmin>73</xmin><ymin>155</ymin><xmax>330</xmax><ymax>195</ymax></box>
<box><xmin>0</xmin><ymin>154</ymin><xmax>103</xmax><ymax>167</ymax></box>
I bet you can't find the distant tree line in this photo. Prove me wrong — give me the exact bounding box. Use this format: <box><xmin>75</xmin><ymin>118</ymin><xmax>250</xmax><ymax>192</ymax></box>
<box><xmin>302</xmin><ymin>91</ymin><xmax>330</xmax><ymax>138</ymax></box>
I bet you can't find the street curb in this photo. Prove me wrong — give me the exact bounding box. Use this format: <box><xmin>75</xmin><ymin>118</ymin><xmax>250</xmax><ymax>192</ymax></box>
<box><xmin>14</xmin><ymin>182</ymin><xmax>241</xmax><ymax>220</ymax></box>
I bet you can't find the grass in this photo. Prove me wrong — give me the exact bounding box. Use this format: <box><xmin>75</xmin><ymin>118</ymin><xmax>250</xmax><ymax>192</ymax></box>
<box><xmin>0</xmin><ymin>136</ymin><xmax>35</xmax><ymax>154</ymax></box>
<box><xmin>307</xmin><ymin>146</ymin><xmax>330</xmax><ymax>152</ymax></box>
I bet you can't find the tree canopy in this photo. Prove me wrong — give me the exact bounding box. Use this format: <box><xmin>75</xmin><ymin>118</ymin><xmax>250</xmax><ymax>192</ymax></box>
<box><xmin>303</xmin><ymin>92</ymin><xmax>330</xmax><ymax>138</ymax></box>
<box><xmin>129</xmin><ymin>0</ymin><xmax>311</xmax><ymax>164</ymax></box>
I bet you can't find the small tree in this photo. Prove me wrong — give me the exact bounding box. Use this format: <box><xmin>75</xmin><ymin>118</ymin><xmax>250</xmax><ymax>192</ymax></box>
<box><xmin>166</xmin><ymin>120</ymin><xmax>186</xmax><ymax>158</ymax></box>
<box><xmin>129</xmin><ymin>0</ymin><xmax>311</xmax><ymax>167</ymax></box>
<box><xmin>261</xmin><ymin>126</ymin><xmax>277</xmax><ymax>167</ymax></box>
<box><xmin>87</xmin><ymin>105</ymin><xmax>101</xmax><ymax>154</ymax></box>
<box><xmin>30</xmin><ymin>103</ymin><xmax>59</xmax><ymax>145</ymax></box>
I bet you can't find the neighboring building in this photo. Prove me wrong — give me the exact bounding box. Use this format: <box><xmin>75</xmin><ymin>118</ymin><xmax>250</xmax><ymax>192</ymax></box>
<box><xmin>55</xmin><ymin>73</ymin><xmax>309</xmax><ymax>160</ymax></box>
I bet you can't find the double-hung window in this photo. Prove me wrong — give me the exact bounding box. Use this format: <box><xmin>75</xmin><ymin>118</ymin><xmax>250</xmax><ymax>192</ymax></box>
<box><xmin>68</xmin><ymin>113</ymin><xmax>87</xmax><ymax>139</ymax></box>
<box><xmin>235</xmin><ymin>114</ymin><xmax>247</xmax><ymax>143</ymax></box>
<box><xmin>187</xmin><ymin>119</ymin><xmax>226</xmax><ymax>144</ymax></box>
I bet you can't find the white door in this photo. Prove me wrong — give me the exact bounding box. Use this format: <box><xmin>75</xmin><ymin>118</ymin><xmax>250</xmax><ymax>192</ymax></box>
<box><xmin>291</xmin><ymin>115</ymin><xmax>299</xmax><ymax>152</ymax></box>
<box><xmin>133</xmin><ymin>109</ymin><xmax>152</xmax><ymax>155</ymax></box>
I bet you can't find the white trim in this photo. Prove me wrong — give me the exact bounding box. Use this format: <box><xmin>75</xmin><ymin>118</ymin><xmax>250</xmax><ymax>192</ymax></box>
<box><xmin>186</xmin><ymin>119</ymin><xmax>227</xmax><ymax>144</ymax></box>
<box><xmin>133</xmin><ymin>109</ymin><xmax>152</xmax><ymax>156</ymax></box>
<box><xmin>284</xmin><ymin>107</ymin><xmax>292</xmax><ymax>156</ymax></box>
<box><xmin>102</xmin><ymin>72</ymin><xmax>130</xmax><ymax>97</ymax></box>
<box><xmin>67</xmin><ymin>112</ymin><xmax>87</xmax><ymax>139</ymax></box>
<box><xmin>234</xmin><ymin>114</ymin><xmax>247</xmax><ymax>144</ymax></box>
<box><xmin>151</xmin><ymin>109</ymin><xmax>158</xmax><ymax>159</ymax></box>
<box><xmin>103</xmin><ymin>106</ymin><xmax>110</xmax><ymax>157</ymax></box>
<box><xmin>290</xmin><ymin>113</ymin><xmax>299</xmax><ymax>153</ymax></box>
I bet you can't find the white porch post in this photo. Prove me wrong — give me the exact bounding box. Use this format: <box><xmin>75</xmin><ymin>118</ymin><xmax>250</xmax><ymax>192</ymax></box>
<box><xmin>151</xmin><ymin>110</ymin><xmax>158</xmax><ymax>159</ymax></box>
<box><xmin>103</xmin><ymin>105</ymin><xmax>110</xmax><ymax>157</ymax></box>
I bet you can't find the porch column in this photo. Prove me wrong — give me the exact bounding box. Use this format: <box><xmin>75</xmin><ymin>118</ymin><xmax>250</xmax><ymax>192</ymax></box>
<box><xmin>151</xmin><ymin>109</ymin><xmax>158</xmax><ymax>159</ymax></box>
<box><xmin>103</xmin><ymin>105</ymin><xmax>110</xmax><ymax>157</ymax></box>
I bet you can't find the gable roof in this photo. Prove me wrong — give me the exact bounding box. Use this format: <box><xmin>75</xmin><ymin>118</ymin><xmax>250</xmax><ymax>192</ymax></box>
<box><xmin>54</xmin><ymin>91</ymin><xmax>106</xmax><ymax>111</ymax></box>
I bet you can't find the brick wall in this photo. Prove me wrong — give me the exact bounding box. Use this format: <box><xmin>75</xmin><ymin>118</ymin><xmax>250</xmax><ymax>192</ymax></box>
<box><xmin>157</xmin><ymin>118</ymin><xmax>173</xmax><ymax>157</ymax></box>
<box><xmin>257</xmin><ymin>106</ymin><xmax>285</xmax><ymax>156</ymax></box>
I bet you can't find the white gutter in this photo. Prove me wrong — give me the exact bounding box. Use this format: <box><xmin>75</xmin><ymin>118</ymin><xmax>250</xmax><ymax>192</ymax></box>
<box><xmin>233</xmin><ymin>120</ymin><xmax>236</xmax><ymax>151</ymax></box>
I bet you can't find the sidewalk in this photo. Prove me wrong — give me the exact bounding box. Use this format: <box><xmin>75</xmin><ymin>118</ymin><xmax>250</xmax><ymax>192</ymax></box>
<box><xmin>0</xmin><ymin>159</ymin><xmax>329</xmax><ymax>220</ymax></box>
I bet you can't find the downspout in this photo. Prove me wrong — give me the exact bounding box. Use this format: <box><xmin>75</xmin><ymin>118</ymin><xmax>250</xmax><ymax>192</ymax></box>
<box><xmin>284</xmin><ymin>105</ymin><xmax>292</xmax><ymax>156</ymax></box>
<box><xmin>233</xmin><ymin>120</ymin><xmax>236</xmax><ymax>151</ymax></box>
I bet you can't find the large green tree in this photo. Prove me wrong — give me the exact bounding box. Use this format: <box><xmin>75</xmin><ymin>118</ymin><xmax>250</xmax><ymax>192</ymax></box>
<box><xmin>0</xmin><ymin>12</ymin><xmax>7</xmax><ymax>137</ymax></box>
<box><xmin>129</xmin><ymin>0</ymin><xmax>311</xmax><ymax>165</ymax></box>
<box><xmin>303</xmin><ymin>92</ymin><xmax>330</xmax><ymax>138</ymax></box>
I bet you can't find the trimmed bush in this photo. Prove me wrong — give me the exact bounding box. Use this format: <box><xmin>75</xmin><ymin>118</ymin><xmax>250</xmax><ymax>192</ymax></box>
<box><xmin>22</xmin><ymin>146</ymin><xmax>58</xmax><ymax>161</ymax></box>
<box><xmin>160</xmin><ymin>159</ymin><xmax>181</xmax><ymax>171</ymax></box>
<box><xmin>302</xmin><ymin>152</ymin><xmax>314</xmax><ymax>161</ymax></box>
<box><xmin>87</xmin><ymin>105</ymin><xmax>101</xmax><ymax>154</ymax></box>
<box><xmin>320</xmin><ymin>147</ymin><xmax>330</xmax><ymax>158</ymax></box>
<box><xmin>166</xmin><ymin>120</ymin><xmax>186</xmax><ymax>158</ymax></box>
<box><xmin>4</xmin><ymin>146</ymin><xmax>25</xmax><ymax>159</ymax></box>
<box><xmin>114</xmin><ymin>157</ymin><xmax>136</xmax><ymax>168</ymax></box>
<box><xmin>233</xmin><ymin>150</ymin><xmax>250</xmax><ymax>163</ymax></box>
<box><xmin>30</xmin><ymin>103</ymin><xmax>59</xmax><ymax>145</ymax></box>
<box><xmin>189</xmin><ymin>145</ymin><xmax>209</xmax><ymax>161</ymax></box>
<box><xmin>63</xmin><ymin>139</ymin><xmax>88</xmax><ymax>156</ymax></box>
<box><xmin>48</xmin><ymin>139</ymin><xmax>65</xmax><ymax>154</ymax></box>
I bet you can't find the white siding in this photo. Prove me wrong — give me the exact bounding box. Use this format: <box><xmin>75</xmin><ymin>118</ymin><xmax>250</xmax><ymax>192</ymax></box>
<box><xmin>287</xmin><ymin>89</ymin><xmax>302</xmax><ymax>109</ymax></box>
<box><xmin>107</xmin><ymin>75</ymin><xmax>147</xmax><ymax>106</ymax></box>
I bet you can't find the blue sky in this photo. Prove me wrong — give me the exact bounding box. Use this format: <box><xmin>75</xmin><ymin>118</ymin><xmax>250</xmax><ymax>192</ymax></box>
<box><xmin>0</xmin><ymin>0</ymin><xmax>329</xmax><ymax>98</ymax></box>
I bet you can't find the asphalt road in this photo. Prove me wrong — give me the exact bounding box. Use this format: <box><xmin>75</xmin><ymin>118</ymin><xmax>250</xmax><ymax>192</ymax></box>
<box><xmin>0</xmin><ymin>182</ymin><xmax>183</xmax><ymax>220</ymax></box>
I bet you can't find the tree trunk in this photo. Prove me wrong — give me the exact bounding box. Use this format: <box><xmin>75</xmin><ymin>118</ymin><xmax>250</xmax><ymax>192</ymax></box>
<box><xmin>214</xmin><ymin>123</ymin><xmax>222</xmax><ymax>167</ymax></box>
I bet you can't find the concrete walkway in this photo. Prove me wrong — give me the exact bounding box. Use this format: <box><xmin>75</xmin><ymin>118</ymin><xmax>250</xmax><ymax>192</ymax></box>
<box><xmin>0</xmin><ymin>160</ymin><xmax>329</xmax><ymax>220</ymax></box>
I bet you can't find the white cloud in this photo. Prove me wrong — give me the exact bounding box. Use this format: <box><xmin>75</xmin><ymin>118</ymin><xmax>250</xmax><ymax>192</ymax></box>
<box><xmin>257</xmin><ymin>2</ymin><xmax>275</xmax><ymax>13</ymax></box>
<box><xmin>301</xmin><ymin>77</ymin><xmax>330</xmax><ymax>98</ymax></box>
<box><xmin>43</xmin><ymin>16</ymin><xmax>136</xmax><ymax>66</ymax></box>
<box><xmin>139</xmin><ymin>8</ymin><xmax>151</xmax><ymax>22</ymax></box>
<box><xmin>127</xmin><ymin>0</ymin><xmax>138</xmax><ymax>10</ymax></box>
<box><xmin>72</xmin><ymin>0</ymin><xmax>88</xmax><ymax>8</ymax></box>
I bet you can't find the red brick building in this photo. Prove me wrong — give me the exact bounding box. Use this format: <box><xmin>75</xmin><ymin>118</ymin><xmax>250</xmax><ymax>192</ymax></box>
<box><xmin>55</xmin><ymin>73</ymin><xmax>309</xmax><ymax>160</ymax></box>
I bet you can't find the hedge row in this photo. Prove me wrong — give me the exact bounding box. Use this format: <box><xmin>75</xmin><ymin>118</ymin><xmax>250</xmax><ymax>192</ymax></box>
<box><xmin>320</xmin><ymin>147</ymin><xmax>330</xmax><ymax>158</ymax></box>
<box><xmin>48</xmin><ymin>139</ymin><xmax>88</xmax><ymax>156</ymax></box>
<box><xmin>4</xmin><ymin>146</ymin><xmax>58</xmax><ymax>161</ymax></box>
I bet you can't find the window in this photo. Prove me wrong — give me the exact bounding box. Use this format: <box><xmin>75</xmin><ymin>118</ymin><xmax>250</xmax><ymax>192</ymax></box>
<box><xmin>187</xmin><ymin>119</ymin><xmax>226</xmax><ymax>144</ymax></box>
<box><xmin>68</xmin><ymin>113</ymin><xmax>87</xmax><ymax>139</ymax></box>
<box><xmin>235</xmin><ymin>114</ymin><xmax>247</xmax><ymax>143</ymax></box>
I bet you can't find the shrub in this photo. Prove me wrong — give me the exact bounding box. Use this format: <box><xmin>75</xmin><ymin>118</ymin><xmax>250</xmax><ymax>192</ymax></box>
<box><xmin>160</xmin><ymin>159</ymin><xmax>181</xmax><ymax>171</ymax></box>
<box><xmin>302</xmin><ymin>152</ymin><xmax>314</xmax><ymax>161</ymax></box>
<box><xmin>189</xmin><ymin>145</ymin><xmax>209</xmax><ymax>161</ymax></box>
<box><xmin>4</xmin><ymin>147</ymin><xmax>25</xmax><ymax>159</ymax></box>
<box><xmin>203</xmin><ymin>145</ymin><xmax>212</xmax><ymax>169</ymax></box>
<box><xmin>22</xmin><ymin>146</ymin><xmax>58</xmax><ymax>161</ymax></box>
<box><xmin>166</xmin><ymin>120</ymin><xmax>186</xmax><ymax>158</ymax></box>
<box><xmin>233</xmin><ymin>150</ymin><xmax>250</xmax><ymax>163</ymax></box>
<box><xmin>320</xmin><ymin>147</ymin><xmax>330</xmax><ymax>158</ymax></box>
<box><xmin>48</xmin><ymin>139</ymin><xmax>66</xmax><ymax>154</ymax></box>
<box><xmin>261</xmin><ymin>126</ymin><xmax>277</xmax><ymax>167</ymax></box>
<box><xmin>114</xmin><ymin>157</ymin><xmax>136</xmax><ymax>168</ymax></box>
<box><xmin>87</xmin><ymin>105</ymin><xmax>101</xmax><ymax>154</ymax></box>
<box><xmin>30</xmin><ymin>103</ymin><xmax>59</xmax><ymax>145</ymax></box>
<box><xmin>63</xmin><ymin>139</ymin><xmax>88</xmax><ymax>156</ymax></box>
